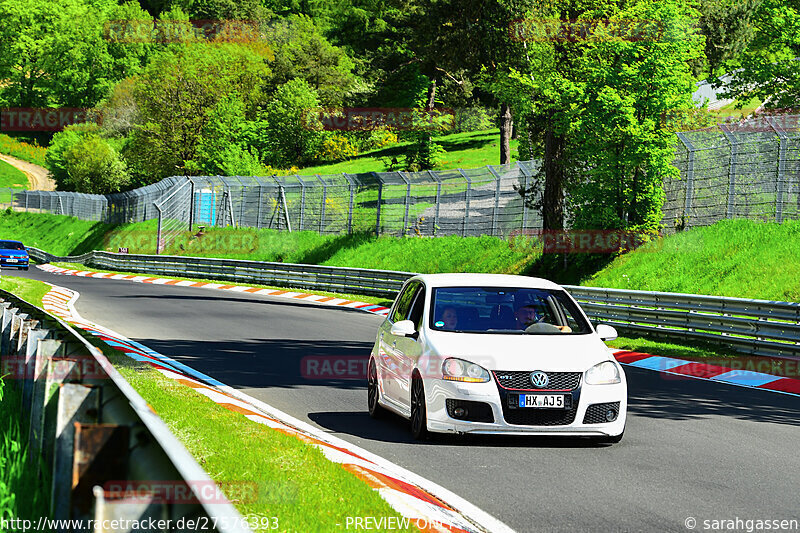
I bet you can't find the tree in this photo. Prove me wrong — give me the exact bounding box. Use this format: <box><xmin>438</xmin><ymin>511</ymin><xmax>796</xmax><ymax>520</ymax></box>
<box><xmin>572</xmin><ymin>1</ymin><xmax>703</xmax><ymax>232</ymax></box>
<box><xmin>254</xmin><ymin>78</ymin><xmax>323</xmax><ymax>168</ymax></box>
<box><xmin>718</xmin><ymin>0</ymin><xmax>800</xmax><ymax>109</ymax></box>
<box><xmin>263</xmin><ymin>14</ymin><xmax>357</xmax><ymax>106</ymax></box>
<box><xmin>698</xmin><ymin>0</ymin><xmax>760</xmax><ymax>76</ymax></box>
<box><xmin>46</xmin><ymin>123</ymin><xmax>129</xmax><ymax>193</ymax></box>
<box><xmin>0</xmin><ymin>0</ymin><xmax>152</xmax><ymax>108</ymax></box>
<box><xmin>122</xmin><ymin>43</ymin><xmax>271</xmax><ymax>182</ymax></box>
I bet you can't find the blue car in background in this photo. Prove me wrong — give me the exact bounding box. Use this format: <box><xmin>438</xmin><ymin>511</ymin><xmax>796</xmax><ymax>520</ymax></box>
<box><xmin>0</xmin><ymin>240</ymin><xmax>29</xmax><ymax>270</ymax></box>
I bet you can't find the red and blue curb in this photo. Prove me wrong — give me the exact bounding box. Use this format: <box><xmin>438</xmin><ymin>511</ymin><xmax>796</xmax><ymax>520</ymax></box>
<box><xmin>614</xmin><ymin>351</ymin><xmax>800</xmax><ymax>397</ymax></box>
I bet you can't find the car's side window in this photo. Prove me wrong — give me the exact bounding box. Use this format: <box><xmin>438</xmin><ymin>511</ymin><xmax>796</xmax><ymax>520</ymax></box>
<box><xmin>407</xmin><ymin>286</ymin><xmax>426</xmax><ymax>330</ymax></box>
<box><xmin>390</xmin><ymin>282</ymin><xmax>419</xmax><ymax>323</ymax></box>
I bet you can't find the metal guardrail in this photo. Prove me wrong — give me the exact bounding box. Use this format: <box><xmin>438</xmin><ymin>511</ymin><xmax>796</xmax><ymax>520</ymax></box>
<box><xmin>565</xmin><ymin>286</ymin><xmax>800</xmax><ymax>359</ymax></box>
<box><xmin>28</xmin><ymin>248</ymin><xmax>412</xmax><ymax>298</ymax></box>
<box><xmin>0</xmin><ymin>289</ymin><xmax>250</xmax><ymax>532</ymax></box>
<box><xmin>27</xmin><ymin>247</ymin><xmax>800</xmax><ymax>358</ymax></box>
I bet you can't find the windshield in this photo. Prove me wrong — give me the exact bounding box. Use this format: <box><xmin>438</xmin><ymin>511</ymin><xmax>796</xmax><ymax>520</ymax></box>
<box><xmin>430</xmin><ymin>286</ymin><xmax>592</xmax><ymax>335</ymax></box>
<box><xmin>0</xmin><ymin>241</ymin><xmax>24</xmax><ymax>250</ymax></box>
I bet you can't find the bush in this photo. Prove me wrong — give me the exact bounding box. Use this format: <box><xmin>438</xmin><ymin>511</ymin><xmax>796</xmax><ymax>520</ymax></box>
<box><xmin>46</xmin><ymin>123</ymin><xmax>130</xmax><ymax>193</ymax></box>
<box><xmin>315</xmin><ymin>133</ymin><xmax>359</xmax><ymax>162</ymax></box>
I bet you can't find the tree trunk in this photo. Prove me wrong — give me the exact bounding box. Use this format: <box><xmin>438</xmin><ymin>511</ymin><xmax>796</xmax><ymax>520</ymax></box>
<box><xmin>500</xmin><ymin>103</ymin><xmax>513</xmax><ymax>165</ymax></box>
<box><xmin>426</xmin><ymin>78</ymin><xmax>437</xmax><ymax>110</ymax></box>
<box><xmin>543</xmin><ymin>112</ymin><xmax>565</xmax><ymax>230</ymax></box>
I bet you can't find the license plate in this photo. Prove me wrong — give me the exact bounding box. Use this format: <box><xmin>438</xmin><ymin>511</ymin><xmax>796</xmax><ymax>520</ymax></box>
<box><xmin>519</xmin><ymin>394</ymin><xmax>567</xmax><ymax>409</ymax></box>
<box><xmin>6</xmin><ymin>259</ymin><xmax>17</xmax><ymax>263</ymax></box>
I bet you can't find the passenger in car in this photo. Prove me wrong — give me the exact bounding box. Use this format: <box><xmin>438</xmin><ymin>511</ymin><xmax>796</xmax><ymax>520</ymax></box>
<box><xmin>440</xmin><ymin>306</ymin><xmax>458</xmax><ymax>330</ymax></box>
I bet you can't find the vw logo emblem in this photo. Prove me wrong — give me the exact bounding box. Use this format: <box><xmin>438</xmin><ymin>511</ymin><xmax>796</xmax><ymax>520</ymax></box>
<box><xmin>530</xmin><ymin>371</ymin><xmax>549</xmax><ymax>388</ymax></box>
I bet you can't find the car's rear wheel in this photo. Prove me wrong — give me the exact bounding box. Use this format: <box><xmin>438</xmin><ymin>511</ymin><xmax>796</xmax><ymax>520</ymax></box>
<box><xmin>367</xmin><ymin>358</ymin><xmax>384</xmax><ymax>419</ymax></box>
<box><xmin>410</xmin><ymin>375</ymin><xmax>429</xmax><ymax>440</ymax></box>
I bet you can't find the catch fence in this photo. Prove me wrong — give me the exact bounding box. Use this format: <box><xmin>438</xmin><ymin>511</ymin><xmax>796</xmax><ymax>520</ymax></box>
<box><xmin>8</xmin><ymin>115</ymin><xmax>800</xmax><ymax>246</ymax></box>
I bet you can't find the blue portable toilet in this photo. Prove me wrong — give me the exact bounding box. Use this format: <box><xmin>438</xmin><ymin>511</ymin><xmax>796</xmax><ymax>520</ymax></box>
<box><xmin>194</xmin><ymin>188</ymin><xmax>217</xmax><ymax>226</ymax></box>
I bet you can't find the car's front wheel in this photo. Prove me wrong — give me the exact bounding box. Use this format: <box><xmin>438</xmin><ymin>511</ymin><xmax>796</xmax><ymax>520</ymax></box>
<box><xmin>367</xmin><ymin>358</ymin><xmax>384</xmax><ymax>419</ymax></box>
<box><xmin>410</xmin><ymin>375</ymin><xmax>429</xmax><ymax>440</ymax></box>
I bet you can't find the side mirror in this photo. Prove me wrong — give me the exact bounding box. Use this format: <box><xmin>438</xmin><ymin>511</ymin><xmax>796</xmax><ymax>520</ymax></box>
<box><xmin>391</xmin><ymin>320</ymin><xmax>418</xmax><ymax>339</ymax></box>
<box><xmin>595</xmin><ymin>324</ymin><xmax>618</xmax><ymax>341</ymax></box>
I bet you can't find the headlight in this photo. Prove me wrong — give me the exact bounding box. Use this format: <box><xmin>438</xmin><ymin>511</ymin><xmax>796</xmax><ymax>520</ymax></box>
<box><xmin>584</xmin><ymin>361</ymin><xmax>621</xmax><ymax>385</ymax></box>
<box><xmin>442</xmin><ymin>358</ymin><xmax>491</xmax><ymax>383</ymax></box>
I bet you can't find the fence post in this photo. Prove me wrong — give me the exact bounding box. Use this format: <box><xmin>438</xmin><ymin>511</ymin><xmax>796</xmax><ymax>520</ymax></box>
<box><xmin>187</xmin><ymin>178</ymin><xmax>195</xmax><ymax>231</ymax></box>
<box><xmin>487</xmin><ymin>165</ymin><xmax>503</xmax><ymax>237</ymax></box>
<box><xmin>399</xmin><ymin>172</ymin><xmax>411</xmax><ymax>236</ymax></box>
<box><xmin>767</xmin><ymin>117</ymin><xmax>787</xmax><ymax>223</ymax></box>
<box><xmin>256</xmin><ymin>179</ymin><xmax>264</xmax><ymax>229</ymax></box>
<box><xmin>154</xmin><ymin>202</ymin><xmax>163</xmax><ymax>254</ymax></box>
<box><xmin>316</xmin><ymin>175</ymin><xmax>327</xmax><ymax>233</ymax></box>
<box><xmin>675</xmin><ymin>132</ymin><xmax>696</xmax><ymax>226</ymax></box>
<box><xmin>374</xmin><ymin>172</ymin><xmax>383</xmax><ymax>236</ymax></box>
<box><xmin>427</xmin><ymin>170</ymin><xmax>441</xmax><ymax>236</ymax></box>
<box><xmin>457</xmin><ymin>168</ymin><xmax>472</xmax><ymax>237</ymax></box>
<box><xmin>343</xmin><ymin>173</ymin><xmax>356</xmax><ymax>234</ymax></box>
<box><xmin>298</xmin><ymin>175</ymin><xmax>306</xmax><ymax>231</ymax></box>
<box><xmin>720</xmin><ymin>124</ymin><xmax>738</xmax><ymax>219</ymax></box>
<box><xmin>517</xmin><ymin>163</ymin><xmax>531</xmax><ymax>231</ymax></box>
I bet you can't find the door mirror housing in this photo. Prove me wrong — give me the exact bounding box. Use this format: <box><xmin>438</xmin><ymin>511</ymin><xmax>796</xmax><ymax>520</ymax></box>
<box><xmin>391</xmin><ymin>320</ymin><xmax>418</xmax><ymax>339</ymax></box>
<box><xmin>595</xmin><ymin>324</ymin><xmax>618</xmax><ymax>341</ymax></box>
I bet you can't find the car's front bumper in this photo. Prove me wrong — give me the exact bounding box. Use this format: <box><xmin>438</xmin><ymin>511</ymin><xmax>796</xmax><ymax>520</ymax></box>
<box><xmin>0</xmin><ymin>257</ymin><xmax>29</xmax><ymax>267</ymax></box>
<box><xmin>425</xmin><ymin>374</ymin><xmax>627</xmax><ymax>436</ymax></box>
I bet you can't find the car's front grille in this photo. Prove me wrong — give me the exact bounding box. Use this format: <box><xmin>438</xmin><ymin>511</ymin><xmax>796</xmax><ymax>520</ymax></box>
<box><xmin>583</xmin><ymin>402</ymin><xmax>620</xmax><ymax>424</ymax></box>
<box><xmin>492</xmin><ymin>371</ymin><xmax>581</xmax><ymax>391</ymax></box>
<box><xmin>501</xmin><ymin>402</ymin><xmax>579</xmax><ymax>426</ymax></box>
<box><xmin>445</xmin><ymin>399</ymin><xmax>494</xmax><ymax>423</ymax></box>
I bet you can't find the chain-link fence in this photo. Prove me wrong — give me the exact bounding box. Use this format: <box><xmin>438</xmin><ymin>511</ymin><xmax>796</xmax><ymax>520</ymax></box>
<box><xmin>665</xmin><ymin>115</ymin><xmax>800</xmax><ymax>231</ymax></box>
<box><xmin>11</xmin><ymin>116</ymin><xmax>800</xmax><ymax>243</ymax></box>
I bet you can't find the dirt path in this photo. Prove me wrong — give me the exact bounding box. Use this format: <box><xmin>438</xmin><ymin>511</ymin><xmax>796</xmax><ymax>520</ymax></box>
<box><xmin>0</xmin><ymin>153</ymin><xmax>54</xmax><ymax>190</ymax></box>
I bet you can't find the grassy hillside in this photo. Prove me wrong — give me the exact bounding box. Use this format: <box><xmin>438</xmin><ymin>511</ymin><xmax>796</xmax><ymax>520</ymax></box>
<box><xmin>3</xmin><ymin>211</ymin><xmax>539</xmax><ymax>275</ymax></box>
<box><xmin>0</xmin><ymin>134</ymin><xmax>47</xmax><ymax>167</ymax></box>
<box><xmin>0</xmin><ymin>159</ymin><xmax>28</xmax><ymax>189</ymax></box>
<box><xmin>297</xmin><ymin>129</ymin><xmax>518</xmax><ymax>175</ymax></box>
<box><xmin>8</xmin><ymin>209</ymin><xmax>800</xmax><ymax>302</ymax></box>
<box><xmin>584</xmin><ymin>219</ymin><xmax>800</xmax><ymax>302</ymax></box>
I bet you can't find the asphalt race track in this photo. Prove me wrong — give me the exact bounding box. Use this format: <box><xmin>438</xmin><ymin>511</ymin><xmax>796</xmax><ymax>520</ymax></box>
<box><xmin>18</xmin><ymin>268</ymin><xmax>800</xmax><ymax>533</ymax></box>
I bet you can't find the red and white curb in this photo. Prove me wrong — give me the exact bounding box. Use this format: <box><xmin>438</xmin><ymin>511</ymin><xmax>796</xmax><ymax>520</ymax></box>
<box><xmin>41</xmin><ymin>284</ymin><xmax>513</xmax><ymax>533</ymax></box>
<box><xmin>613</xmin><ymin>351</ymin><xmax>800</xmax><ymax>397</ymax></box>
<box><xmin>36</xmin><ymin>264</ymin><xmax>391</xmax><ymax>316</ymax></box>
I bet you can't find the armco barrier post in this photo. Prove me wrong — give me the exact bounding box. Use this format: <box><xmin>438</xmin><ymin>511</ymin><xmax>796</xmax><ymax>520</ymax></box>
<box><xmin>374</xmin><ymin>172</ymin><xmax>383</xmax><ymax>236</ymax></box>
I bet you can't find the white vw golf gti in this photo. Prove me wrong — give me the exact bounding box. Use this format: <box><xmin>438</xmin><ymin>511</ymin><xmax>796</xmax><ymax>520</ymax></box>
<box><xmin>368</xmin><ymin>274</ymin><xmax>627</xmax><ymax>443</ymax></box>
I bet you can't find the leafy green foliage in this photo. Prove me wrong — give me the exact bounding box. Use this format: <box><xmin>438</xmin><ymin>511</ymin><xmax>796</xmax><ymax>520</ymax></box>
<box><xmin>698</xmin><ymin>0</ymin><xmax>760</xmax><ymax>76</ymax></box>
<box><xmin>123</xmin><ymin>43</ymin><xmax>271</xmax><ymax>182</ymax></box>
<box><xmin>47</xmin><ymin>123</ymin><xmax>130</xmax><ymax>193</ymax></box>
<box><xmin>256</xmin><ymin>79</ymin><xmax>323</xmax><ymax>168</ymax></box>
<box><xmin>718</xmin><ymin>0</ymin><xmax>800</xmax><ymax>109</ymax></box>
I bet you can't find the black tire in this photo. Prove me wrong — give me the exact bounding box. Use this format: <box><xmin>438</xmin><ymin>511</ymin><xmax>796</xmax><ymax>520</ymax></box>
<box><xmin>21</xmin><ymin>267</ymin><xmax>28</xmax><ymax>271</ymax></box>
<box><xmin>410</xmin><ymin>375</ymin><xmax>429</xmax><ymax>440</ymax></box>
<box><xmin>367</xmin><ymin>358</ymin><xmax>384</xmax><ymax>419</ymax></box>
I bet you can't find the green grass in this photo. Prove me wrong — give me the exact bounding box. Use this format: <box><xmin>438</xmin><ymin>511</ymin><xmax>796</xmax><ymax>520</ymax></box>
<box><xmin>0</xmin><ymin>134</ymin><xmax>47</xmax><ymax>168</ymax></box>
<box><xmin>583</xmin><ymin>219</ymin><xmax>800</xmax><ymax>302</ymax></box>
<box><xmin>0</xmin><ymin>210</ymin><xmax>111</xmax><ymax>256</ymax></box>
<box><xmin>0</xmin><ymin>377</ymin><xmax>50</xmax><ymax>526</ymax></box>
<box><xmin>298</xmin><ymin>129</ymin><xmax>518</xmax><ymax>176</ymax></box>
<box><xmin>0</xmin><ymin>160</ymin><xmax>28</xmax><ymax>189</ymax></box>
<box><xmin>101</xmin><ymin>350</ymin><xmax>415</xmax><ymax>532</ymax></box>
<box><xmin>0</xmin><ymin>276</ymin><xmax>50</xmax><ymax>306</ymax></box>
<box><xmin>0</xmin><ymin>275</ymin><xmax>410</xmax><ymax>531</ymax></box>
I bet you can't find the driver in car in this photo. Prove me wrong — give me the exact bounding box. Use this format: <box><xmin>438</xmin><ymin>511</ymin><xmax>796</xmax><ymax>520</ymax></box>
<box><xmin>515</xmin><ymin>303</ymin><xmax>572</xmax><ymax>333</ymax></box>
